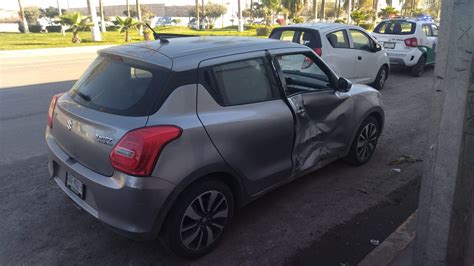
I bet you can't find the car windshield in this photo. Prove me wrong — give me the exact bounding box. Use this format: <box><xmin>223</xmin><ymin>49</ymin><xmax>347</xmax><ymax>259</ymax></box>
<box><xmin>69</xmin><ymin>55</ymin><xmax>169</xmax><ymax>116</ymax></box>
<box><xmin>373</xmin><ymin>21</ymin><xmax>416</xmax><ymax>35</ymax></box>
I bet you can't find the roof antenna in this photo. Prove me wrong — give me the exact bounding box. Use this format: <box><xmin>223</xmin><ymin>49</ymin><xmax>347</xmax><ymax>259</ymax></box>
<box><xmin>145</xmin><ymin>23</ymin><xmax>169</xmax><ymax>44</ymax></box>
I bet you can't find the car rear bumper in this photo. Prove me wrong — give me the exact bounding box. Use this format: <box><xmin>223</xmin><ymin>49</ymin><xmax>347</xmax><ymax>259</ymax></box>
<box><xmin>386</xmin><ymin>49</ymin><xmax>420</xmax><ymax>67</ymax></box>
<box><xmin>45</xmin><ymin>128</ymin><xmax>176</xmax><ymax>240</ymax></box>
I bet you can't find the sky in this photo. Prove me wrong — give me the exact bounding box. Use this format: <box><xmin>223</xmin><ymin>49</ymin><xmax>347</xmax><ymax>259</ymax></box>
<box><xmin>1</xmin><ymin>0</ymin><xmax>200</xmax><ymax>11</ymax></box>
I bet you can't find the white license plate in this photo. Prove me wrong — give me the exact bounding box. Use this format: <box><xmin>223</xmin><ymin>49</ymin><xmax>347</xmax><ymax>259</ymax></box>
<box><xmin>67</xmin><ymin>174</ymin><xmax>84</xmax><ymax>199</ymax></box>
<box><xmin>383</xmin><ymin>42</ymin><xmax>395</xmax><ymax>49</ymax></box>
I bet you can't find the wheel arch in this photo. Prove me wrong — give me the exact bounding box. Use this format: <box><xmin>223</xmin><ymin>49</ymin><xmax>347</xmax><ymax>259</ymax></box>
<box><xmin>345</xmin><ymin>107</ymin><xmax>385</xmax><ymax>155</ymax></box>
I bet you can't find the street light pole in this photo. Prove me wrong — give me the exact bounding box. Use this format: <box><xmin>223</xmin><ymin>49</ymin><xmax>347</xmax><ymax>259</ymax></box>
<box><xmin>87</xmin><ymin>0</ymin><xmax>102</xmax><ymax>41</ymax></box>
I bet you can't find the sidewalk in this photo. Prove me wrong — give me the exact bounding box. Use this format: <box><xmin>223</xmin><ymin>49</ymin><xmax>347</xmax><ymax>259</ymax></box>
<box><xmin>359</xmin><ymin>211</ymin><xmax>417</xmax><ymax>266</ymax></box>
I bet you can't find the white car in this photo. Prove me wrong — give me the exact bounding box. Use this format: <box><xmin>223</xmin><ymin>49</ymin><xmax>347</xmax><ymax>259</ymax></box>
<box><xmin>269</xmin><ymin>23</ymin><xmax>390</xmax><ymax>90</ymax></box>
<box><xmin>371</xmin><ymin>18</ymin><xmax>438</xmax><ymax>77</ymax></box>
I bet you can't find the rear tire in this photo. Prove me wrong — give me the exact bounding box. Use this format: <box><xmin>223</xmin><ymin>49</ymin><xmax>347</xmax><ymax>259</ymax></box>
<box><xmin>345</xmin><ymin>116</ymin><xmax>380</xmax><ymax>166</ymax></box>
<box><xmin>372</xmin><ymin>65</ymin><xmax>388</xmax><ymax>90</ymax></box>
<box><xmin>410</xmin><ymin>55</ymin><xmax>426</xmax><ymax>77</ymax></box>
<box><xmin>161</xmin><ymin>179</ymin><xmax>234</xmax><ymax>259</ymax></box>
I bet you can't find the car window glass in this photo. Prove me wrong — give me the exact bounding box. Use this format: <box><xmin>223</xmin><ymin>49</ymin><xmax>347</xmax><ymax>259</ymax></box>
<box><xmin>297</xmin><ymin>31</ymin><xmax>312</xmax><ymax>46</ymax></box>
<box><xmin>326</xmin><ymin>30</ymin><xmax>350</xmax><ymax>48</ymax></box>
<box><xmin>431</xmin><ymin>24</ymin><xmax>439</xmax><ymax>36</ymax></box>
<box><xmin>422</xmin><ymin>24</ymin><xmax>432</xmax><ymax>36</ymax></box>
<box><xmin>373</xmin><ymin>21</ymin><xmax>416</xmax><ymax>35</ymax></box>
<box><xmin>212</xmin><ymin>58</ymin><xmax>278</xmax><ymax>106</ymax></box>
<box><xmin>349</xmin><ymin>30</ymin><xmax>372</xmax><ymax>51</ymax></box>
<box><xmin>277</xmin><ymin>53</ymin><xmax>330</xmax><ymax>95</ymax></box>
<box><xmin>280</xmin><ymin>31</ymin><xmax>296</xmax><ymax>42</ymax></box>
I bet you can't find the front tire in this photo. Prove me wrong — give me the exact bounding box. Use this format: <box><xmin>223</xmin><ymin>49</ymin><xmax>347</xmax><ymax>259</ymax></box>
<box><xmin>372</xmin><ymin>65</ymin><xmax>388</xmax><ymax>90</ymax></box>
<box><xmin>161</xmin><ymin>179</ymin><xmax>234</xmax><ymax>259</ymax></box>
<box><xmin>345</xmin><ymin>116</ymin><xmax>380</xmax><ymax>165</ymax></box>
<box><xmin>410</xmin><ymin>55</ymin><xmax>426</xmax><ymax>77</ymax></box>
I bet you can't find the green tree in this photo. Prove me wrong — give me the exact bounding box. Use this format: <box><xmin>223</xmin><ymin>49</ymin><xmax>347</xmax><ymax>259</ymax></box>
<box><xmin>350</xmin><ymin>9</ymin><xmax>370</xmax><ymax>25</ymax></box>
<box><xmin>58</xmin><ymin>12</ymin><xmax>93</xmax><ymax>43</ymax></box>
<box><xmin>24</xmin><ymin>6</ymin><xmax>41</xmax><ymax>24</ymax></box>
<box><xmin>281</xmin><ymin>0</ymin><xmax>304</xmax><ymax>19</ymax></box>
<box><xmin>115</xmin><ymin>16</ymin><xmax>141</xmax><ymax>42</ymax></box>
<box><xmin>123</xmin><ymin>5</ymin><xmax>154</xmax><ymax>21</ymax></box>
<box><xmin>205</xmin><ymin>3</ymin><xmax>227</xmax><ymax>27</ymax></box>
<box><xmin>378</xmin><ymin>6</ymin><xmax>399</xmax><ymax>18</ymax></box>
<box><xmin>40</xmin><ymin>6</ymin><xmax>66</xmax><ymax>25</ymax></box>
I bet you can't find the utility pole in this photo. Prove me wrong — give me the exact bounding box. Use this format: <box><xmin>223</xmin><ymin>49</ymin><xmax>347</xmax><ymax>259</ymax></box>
<box><xmin>17</xmin><ymin>0</ymin><xmax>29</xmax><ymax>33</ymax></box>
<box><xmin>87</xmin><ymin>0</ymin><xmax>102</xmax><ymax>41</ymax></box>
<box><xmin>99</xmin><ymin>0</ymin><xmax>106</xmax><ymax>32</ymax></box>
<box><xmin>237</xmin><ymin>0</ymin><xmax>243</xmax><ymax>32</ymax></box>
<box><xmin>57</xmin><ymin>0</ymin><xmax>65</xmax><ymax>36</ymax></box>
<box><xmin>412</xmin><ymin>0</ymin><xmax>474</xmax><ymax>264</ymax></box>
<box><xmin>136</xmin><ymin>0</ymin><xmax>143</xmax><ymax>35</ymax></box>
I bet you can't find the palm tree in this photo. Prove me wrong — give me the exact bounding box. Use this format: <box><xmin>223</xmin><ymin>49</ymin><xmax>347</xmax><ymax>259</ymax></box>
<box><xmin>136</xmin><ymin>0</ymin><xmax>143</xmax><ymax>35</ymax></box>
<box><xmin>319</xmin><ymin>0</ymin><xmax>325</xmax><ymax>20</ymax></box>
<box><xmin>59</xmin><ymin>12</ymin><xmax>93</xmax><ymax>43</ymax></box>
<box><xmin>18</xmin><ymin>0</ymin><xmax>29</xmax><ymax>33</ymax></box>
<box><xmin>115</xmin><ymin>16</ymin><xmax>141</xmax><ymax>42</ymax></box>
<box><xmin>126</xmin><ymin>0</ymin><xmax>130</xmax><ymax>17</ymax></box>
<box><xmin>281</xmin><ymin>0</ymin><xmax>304</xmax><ymax>19</ymax></box>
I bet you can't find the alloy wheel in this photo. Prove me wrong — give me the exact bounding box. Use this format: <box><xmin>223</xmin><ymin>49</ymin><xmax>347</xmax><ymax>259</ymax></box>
<box><xmin>379</xmin><ymin>68</ymin><xmax>386</xmax><ymax>88</ymax></box>
<box><xmin>180</xmin><ymin>190</ymin><xmax>229</xmax><ymax>251</ymax></box>
<box><xmin>356</xmin><ymin>122</ymin><xmax>378</xmax><ymax>161</ymax></box>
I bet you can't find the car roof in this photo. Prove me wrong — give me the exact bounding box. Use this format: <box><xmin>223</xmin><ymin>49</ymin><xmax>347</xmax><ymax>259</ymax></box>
<box><xmin>274</xmin><ymin>23</ymin><xmax>353</xmax><ymax>32</ymax></box>
<box><xmin>100</xmin><ymin>36</ymin><xmax>306</xmax><ymax>70</ymax></box>
<box><xmin>380</xmin><ymin>18</ymin><xmax>435</xmax><ymax>24</ymax></box>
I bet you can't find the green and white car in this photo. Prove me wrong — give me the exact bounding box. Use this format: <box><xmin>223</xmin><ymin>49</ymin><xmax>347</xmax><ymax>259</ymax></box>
<box><xmin>371</xmin><ymin>19</ymin><xmax>438</xmax><ymax>77</ymax></box>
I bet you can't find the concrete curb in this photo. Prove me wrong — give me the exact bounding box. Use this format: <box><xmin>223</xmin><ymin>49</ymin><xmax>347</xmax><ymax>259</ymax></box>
<box><xmin>0</xmin><ymin>45</ymin><xmax>116</xmax><ymax>59</ymax></box>
<box><xmin>358</xmin><ymin>211</ymin><xmax>417</xmax><ymax>266</ymax></box>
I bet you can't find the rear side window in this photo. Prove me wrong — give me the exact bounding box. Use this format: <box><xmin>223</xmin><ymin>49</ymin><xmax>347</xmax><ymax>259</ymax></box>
<box><xmin>211</xmin><ymin>58</ymin><xmax>279</xmax><ymax>106</ymax></box>
<box><xmin>326</xmin><ymin>30</ymin><xmax>350</xmax><ymax>48</ymax></box>
<box><xmin>269</xmin><ymin>29</ymin><xmax>322</xmax><ymax>48</ymax></box>
<box><xmin>69</xmin><ymin>56</ymin><xmax>168</xmax><ymax>116</ymax></box>
<box><xmin>373</xmin><ymin>21</ymin><xmax>416</xmax><ymax>35</ymax></box>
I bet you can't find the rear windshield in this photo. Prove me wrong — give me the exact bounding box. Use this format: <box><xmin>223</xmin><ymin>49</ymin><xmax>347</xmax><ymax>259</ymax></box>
<box><xmin>69</xmin><ymin>55</ymin><xmax>169</xmax><ymax>116</ymax></box>
<box><xmin>373</xmin><ymin>21</ymin><xmax>416</xmax><ymax>35</ymax></box>
<box><xmin>269</xmin><ymin>29</ymin><xmax>322</xmax><ymax>48</ymax></box>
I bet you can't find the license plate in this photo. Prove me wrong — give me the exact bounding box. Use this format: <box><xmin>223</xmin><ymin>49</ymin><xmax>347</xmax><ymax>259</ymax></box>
<box><xmin>66</xmin><ymin>174</ymin><xmax>84</xmax><ymax>199</ymax></box>
<box><xmin>383</xmin><ymin>42</ymin><xmax>395</xmax><ymax>49</ymax></box>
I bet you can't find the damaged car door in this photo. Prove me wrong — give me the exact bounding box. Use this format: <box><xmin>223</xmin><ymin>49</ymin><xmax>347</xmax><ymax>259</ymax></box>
<box><xmin>272</xmin><ymin>50</ymin><xmax>355</xmax><ymax>174</ymax></box>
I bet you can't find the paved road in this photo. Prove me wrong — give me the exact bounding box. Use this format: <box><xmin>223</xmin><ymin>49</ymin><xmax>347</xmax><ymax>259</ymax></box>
<box><xmin>0</xmin><ymin>52</ymin><xmax>433</xmax><ymax>265</ymax></box>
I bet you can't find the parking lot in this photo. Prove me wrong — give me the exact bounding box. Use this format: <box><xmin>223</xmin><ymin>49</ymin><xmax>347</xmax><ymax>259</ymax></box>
<box><xmin>0</xmin><ymin>55</ymin><xmax>432</xmax><ymax>264</ymax></box>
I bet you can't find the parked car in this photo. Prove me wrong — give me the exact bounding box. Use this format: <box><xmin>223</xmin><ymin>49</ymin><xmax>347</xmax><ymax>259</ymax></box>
<box><xmin>371</xmin><ymin>18</ymin><xmax>438</xmax><ymax>77</ymax></box>
<box><xmin>45</xmin><ymin>37</ymin><xmax>384</xmax><ymax>258</ymax></box>
<box><xmin>269</xmin><ymin>23</ymin><xmax>390</xmax><ymax>90</ymax></box>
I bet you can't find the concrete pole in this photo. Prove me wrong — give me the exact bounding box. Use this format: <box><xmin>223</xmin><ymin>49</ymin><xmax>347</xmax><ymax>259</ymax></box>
<box><xmin>412</xmin><ymin>0</ymin><xmax>474</xmax><ymax>264</ymax></box>
<box><xmin>99</xmin><ymin>0</ymin><xmax>106</xmax><ymax>32</ymax></box>
<box><xmin>57</xmin><ymin>0</ymin><xmax>65</xmax><ymax>36</ymax></box>
<box><xmin>136</xmin><ymin>0</ymin><xmax>143</xmax><ymax>35</ymax></box>
<box><xmin>126</xmin><ymin>0</ymin><xmax>130</xmax><ymax>17</ymax></box>
<box><xmin>87</xmin><ymin>0</ymin><xmax>102</xmax><ymax>41</ymax></box>
<box><xmin>237</xmin><ymin>0</ymin><xmax>243</xmax><ymax>32</ymax></box>
<box><xmin>195</xmin><ymin>0</ymin><xmax>200</xmax><ymax>30</ymax></box>
<box><xmin>312</xmin><ymin>0</ymin><xmax>318</xmax><ymax>20</ymax></box>
<box><xmin>18</xmin><ymin>0</ymin><xmax>29</xmax><ymax>33</ymax></box>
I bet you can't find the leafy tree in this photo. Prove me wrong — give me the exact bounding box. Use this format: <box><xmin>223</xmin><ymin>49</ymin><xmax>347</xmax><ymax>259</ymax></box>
<box><xmin>123</xmin><ymin>5</ymin><xmax>154</xmax><ymax>21</ymax></box>
<box><xmin>281</xmin><ymin>0</ymin><xmax>304</xmax><ymax>19</ymax></box>
<box><xmin>378</xmin><ymin>6</ymin><xmax>399</xmax><ymax>18</ymax></box>
<box><xmin>40</xmin><ymin>6</ymin><xmax>66</xmax><ymax>25</ymax></box>
<box><xmin>24</xmin><ymin>6</ymin><xmax>41</xmax><ymax>24</ymax></box>
<box><xmin>58</xmin><ymin>12</ymin><xmax>93</xmax><ymax>43</ymax></box>
<box><xmin>350</xmin><ymin>9</ymin><xmax>371</xmax><ymax>25</ymax></box>
<box><xmin>189</xmin><ymin>3</ymin><xmax>226</xmax><ymax>27</ymax></box>
<box><xmin>115</xmin><ymin>16</ymin><xmax>141</xmax><ymax>42</ymax></box>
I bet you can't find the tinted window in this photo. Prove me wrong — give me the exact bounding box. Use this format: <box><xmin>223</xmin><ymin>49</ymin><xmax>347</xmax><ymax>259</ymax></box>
<box><xmin>269</xmin><ymin>29</ymin><xmax>322</xmax><ymax>48</ymax></box>
<box><xmin>212</xmin><ymin>58</ymin><xmax>278</xmax><ymax>106</ymax></box>
<box><xmin>349</xmin><ymin>29</ymin><xmax>373</xmax><ymax>51</ymax></box>
<box><xmin>297</xmin><ymin>31</ymin><xmax>313</xmax><ymax>46</ymax></box>
<box><xmin>277</xmin><ymin>53</ymin><xmax>330</xmax><ymax>95</ymax></box>
<box><xmin>327</xmin><ymin>30</ymin><xmax>350</xmax><ymax>48</ymax></box>
<box><xmin>69</xmin><ymin>56</ymin><xmax>168</xmax><ymax>116</ymax></box>
<box><xmin>373</xmin><ymin>21</ymin><xmax>416</xmax><ymax>35</ymax></box>
<box><xmin>280</xmin><ymin>31</ymin><xmax>296</xmax><ymax>41</ymax></box>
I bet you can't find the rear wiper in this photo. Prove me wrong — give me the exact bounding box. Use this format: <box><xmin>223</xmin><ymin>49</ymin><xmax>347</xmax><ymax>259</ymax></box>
<box><xmin>77</xmin><ymin>92</ymin><xmax>91</xmax><ymax>102</ymax></box>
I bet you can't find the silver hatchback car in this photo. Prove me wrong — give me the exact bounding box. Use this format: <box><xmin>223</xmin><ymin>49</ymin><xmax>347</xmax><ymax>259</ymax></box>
<box><xmin>46</xmin><ymin>37</ymin><xmax>384</xmax><ymax>258</ymax></box>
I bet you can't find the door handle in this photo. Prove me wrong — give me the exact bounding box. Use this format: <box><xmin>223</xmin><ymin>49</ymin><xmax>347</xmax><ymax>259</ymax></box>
<box><xmin>357</xmin><ymin>56</ymin><xmax>362</xmax><ymax>60</ymax></box>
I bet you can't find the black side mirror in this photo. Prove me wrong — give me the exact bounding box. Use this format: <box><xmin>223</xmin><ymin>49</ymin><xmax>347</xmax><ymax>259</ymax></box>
<box><xmin>373</xmin><ymin>43</ymin><xmax>382</xmax><ymax>52</ymax></box>
<box><xmin>336</xmin><ymin>77</ymin><xmax>352</xmax><ymax>92</ymax></box>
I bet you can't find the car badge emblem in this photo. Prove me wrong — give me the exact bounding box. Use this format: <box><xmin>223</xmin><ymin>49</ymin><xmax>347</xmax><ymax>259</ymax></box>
<box><xmin>67</xmin><ymin>119</ymin><xmax>73</xmax><ymax>131</ymax></box>
<box><xmin>95</xmin><ymin>133</ymin><xmax>114</xmax><ymax>146</ymax></box>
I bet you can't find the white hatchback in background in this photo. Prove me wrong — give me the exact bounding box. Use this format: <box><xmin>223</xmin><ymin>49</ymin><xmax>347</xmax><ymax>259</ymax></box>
<box><xmin>269</xmin><ymin>23</ymin><xmax>390</xmax><ymax>90</ymax></box>
<box><xmin>371</xmin><ymin>19</ymin><xmax>438</xmax><ymax>77</ymax></box>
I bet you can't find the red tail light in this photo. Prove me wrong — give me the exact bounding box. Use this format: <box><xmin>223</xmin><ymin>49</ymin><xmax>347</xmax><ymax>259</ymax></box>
<box><xmin>404</xmin><ymin>37</ymin><xmax>418</xmax><ymax>47</ymax></box>
<box><xmin>314</xmin><ymin>47</ymin><xmax>322</xmax><ymax>56</ymax></box>
<box><xmin>47</xmin><ymin>93</ymin><xmax>63</xmax><ymax>128</ymax></box>
<box><xmin>110</xmin><ymin>126</ymin><xmax>182</xmax><ymax>176</ymax></box>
